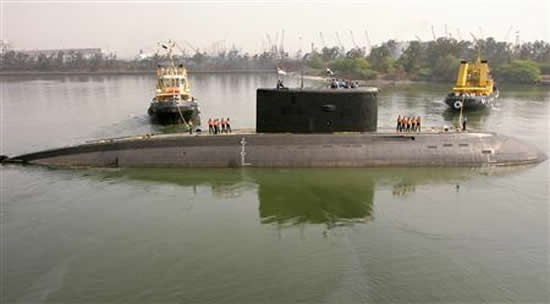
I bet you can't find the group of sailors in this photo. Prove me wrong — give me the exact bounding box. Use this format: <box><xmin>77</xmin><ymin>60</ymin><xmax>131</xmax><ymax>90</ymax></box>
<box><xmin>208</xmin><ymin>118</ymin><xmax>232</xmax><ymax>135</ymax></box>
<box><xmin>330</xmin><ymin>79</ymin><xmax>359</xmax><ymax>89</ymax></box>
<box><xmin>396</xmin><ymin>115</ymin><xmax>421</xmax><ymax>132</ymax></box>
<box><xmin>275</xmin><ymin>78</ymin><xmax>360</xmax><ymax>90</ymax></box>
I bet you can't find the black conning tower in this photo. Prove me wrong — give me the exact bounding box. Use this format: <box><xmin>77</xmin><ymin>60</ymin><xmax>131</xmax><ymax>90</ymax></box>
<box><xmin>256</xmin><ymin>88</ymin><xmax>378</xmax><ymax>133</ymax></box>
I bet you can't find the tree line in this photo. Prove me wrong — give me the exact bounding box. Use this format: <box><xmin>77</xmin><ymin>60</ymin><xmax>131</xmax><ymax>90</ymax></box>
<box><xmin>306</xmin><ymin>38</ymin><xmax>550</xmax><ymax>83</ymax></box>
<box><xmin>1</xmin><ymin>38</ymin><xmax>549</xmax><ymax>83</ymax></box>
<box><xmin>0</xmin><ymin>48</ymin><xmax>294</xmax><ymax>73</ymax></box>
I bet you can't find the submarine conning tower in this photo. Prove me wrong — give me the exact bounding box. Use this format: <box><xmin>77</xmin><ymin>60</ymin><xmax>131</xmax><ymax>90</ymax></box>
<box><xmin>256</xmin><ymin>88</ymin><xmax>378</xmax><ymax>133</ymax></box>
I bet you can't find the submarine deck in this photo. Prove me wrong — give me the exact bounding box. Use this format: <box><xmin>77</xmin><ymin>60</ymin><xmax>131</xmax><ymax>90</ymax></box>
<box><xmin>3</xmin><ymin>129</ymin><xmax>547</xmax><ymax>168</ymax></box>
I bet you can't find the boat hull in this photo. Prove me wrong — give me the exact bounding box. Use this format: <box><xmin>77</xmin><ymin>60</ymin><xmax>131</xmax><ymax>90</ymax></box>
<box><xmin>4</xmin><ymin>132</ymin><xmax>546</xmax><ymax>168</ymax></box>
<box><xmin>444</xmin><ymin>91</ymin><xmax>498</xmax><ymax>111</ymax></box>
<box><xmin>147</xmin><ymin>100</ymin><xmax>200</xmax><ymax>125</ymax></box>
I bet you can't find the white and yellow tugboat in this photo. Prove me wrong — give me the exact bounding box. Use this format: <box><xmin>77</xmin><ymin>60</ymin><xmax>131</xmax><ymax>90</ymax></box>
<box><xmin>148</xmin><ymin>41</ymin><xmax>200</xmax><ymax>125</ymax></box>
<box><xmin>445</xmin><ymin>55</ymin><xmax>499</xmax><ymax>111</ymax></box>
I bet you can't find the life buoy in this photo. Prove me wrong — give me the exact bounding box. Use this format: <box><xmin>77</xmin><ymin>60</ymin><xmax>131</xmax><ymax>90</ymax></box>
<box><xmin>454</xmin><ymin>100</ymin><xmax>463</xmax><ymax>109</ymax></box>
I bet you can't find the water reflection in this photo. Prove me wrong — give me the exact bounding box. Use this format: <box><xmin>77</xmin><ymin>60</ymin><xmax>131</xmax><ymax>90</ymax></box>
<box><xmin>92</xmin><ymin>167</ymin><xmax>532</xmax><ymax>227</ymax></box>
<box><xmin>255</xmin><ymin>170</ymin><xmax>374</xmax><ymax>226</ymax></box>
<box><xmin>392</xmin><ymin>182</ymin><xmax>416</xmax><ymax>197</ymax></box>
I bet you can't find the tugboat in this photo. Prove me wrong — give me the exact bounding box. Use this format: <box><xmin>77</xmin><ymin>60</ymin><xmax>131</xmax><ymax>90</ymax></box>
<box><xmin>444</xmin><ymin>55</ymin><xmax>499</xmax><ymax>111</ymax></box>
<box><xmin>148</xmin><ymin>41</ymin><xmax>200</xmax><ymax>126</ymax></box>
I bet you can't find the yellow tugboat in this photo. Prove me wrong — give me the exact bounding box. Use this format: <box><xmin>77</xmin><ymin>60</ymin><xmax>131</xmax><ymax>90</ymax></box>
<box><xmin>148</xmin><ymin>41</ymin><xmax>200</xmax><ymax>126</ymax></box>
<box><xmin>445</xmin><ymin>55</ymin><xmax>499</xmax><ymax>111</ymax></box>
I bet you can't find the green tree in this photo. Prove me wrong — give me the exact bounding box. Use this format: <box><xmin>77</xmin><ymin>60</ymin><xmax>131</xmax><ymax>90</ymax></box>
<box><xmin>320</xmin><ymin>47</ymin><xmax>341</xmax><ymax>61</ymax></box>
<box><xmin>494</xmin><ymin>60</ymin><xmax>541</xmax><ymax>83</ymax></box>
<box><xmin>306</xmin><ymin>52</ymin><xmax>324</xmax><ymax>69</ymax></box>
<box><xmin>328</xmin><ymin>57</ymin><xmax>376</xmax><ymax>79</ymax></box>
<box><xmin>191</xmin><ymin>51</ymin><xmax>206</xmax><ymax>65</ymax></box>
<box><xmin>36</xmin><ymin>53</ymin><xmax>50</xmax><ymax>70</ymax></box>
<box><xmin>432</xmin><ymin>54</ymin><xmax>460</xmax><ymax>81</ymax></box>
<box><xmin>346</xmin><ymin>47</ymin><xmax>366</xmax><ymax>59</ymax></box>
<box><xmin>367</xmin><ymin>41</ymin><xmax>396</xmax><ymax>73</ymax></box>
<box><xmin>0</xmin><ymin>50</ymin><xmax>17</xmax><ymax>69</ymax></box>
<box><xmin>397</xmin><ymin>41</ymin><xmax>422</xmax><ymax>73</ymax></box>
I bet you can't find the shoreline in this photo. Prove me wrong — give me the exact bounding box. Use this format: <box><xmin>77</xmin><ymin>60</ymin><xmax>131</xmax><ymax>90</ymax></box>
<box><xmin>0</xmin><ymin>69</ymin><xmax>276</xmax><ymax>76</ymax></box>
<box><xmin>1</xmin><ymin>70</ymin><xmax>548</xmax><ymax>86</ymax></box>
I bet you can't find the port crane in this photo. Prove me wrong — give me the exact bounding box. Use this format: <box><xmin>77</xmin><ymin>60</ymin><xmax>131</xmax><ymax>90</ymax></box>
<box><xmin>364</xmin><ymin>30</ymin><xmax>372</xmax><ymax>51</ymax></box>
<box><xmin>184</xmin><ymin>40</ymin><xmax>200</xmax><ymax>54</ymax></box>
<box><xmin>335</xmin><ymin>32</ymin><xmax>345</xmax><ymax>52</ymax></box>
<box><xmin>319</xmin><ymin>32</ymin><xmax>326</xmax><ymax>48</ymax></box>
<box><xmin>503</xmin><ymin>25</ymin><xmax>513</xmax><ymax>42</ymax></box>
<box><xmin>350</xmin><ymin>30</ymin><xmax>358</xmax><ymax>48</ymax></box>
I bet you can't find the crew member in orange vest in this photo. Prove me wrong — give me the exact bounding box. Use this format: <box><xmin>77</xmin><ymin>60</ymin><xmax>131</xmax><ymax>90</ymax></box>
<box><xmin>226</xmin><ymin>118</ymin><xmax>232</xmax><ymax>133</ymax></box>
<box><xmin>396</xmin><ymin>115</ymin><xmax>401</xmax><ymax>132</ymax></box>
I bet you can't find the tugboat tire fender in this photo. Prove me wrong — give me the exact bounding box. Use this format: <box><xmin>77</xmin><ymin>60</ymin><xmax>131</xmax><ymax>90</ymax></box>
<box><xmin>454</xmin><ymin>100</ymin><xmax>463</xmax><ymax>109</ymax></box>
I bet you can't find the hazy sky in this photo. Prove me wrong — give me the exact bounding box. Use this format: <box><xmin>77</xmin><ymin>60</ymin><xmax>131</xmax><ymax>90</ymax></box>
<box><xmin>2</xmin><ymin>0</ymin><xmax>549</xmax><ymax>58</ymax></box>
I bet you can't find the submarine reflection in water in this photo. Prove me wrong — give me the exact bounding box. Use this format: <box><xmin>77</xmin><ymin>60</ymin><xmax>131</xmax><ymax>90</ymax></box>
<box><xmin>256</xmin><ymin>170</ymin><xmax>374</xmax><ymax>226</ymax></box>
<box><xmin>97</xmin><ymin>167</ymin><xmax>529</xmax><ymax>227</ymax></box>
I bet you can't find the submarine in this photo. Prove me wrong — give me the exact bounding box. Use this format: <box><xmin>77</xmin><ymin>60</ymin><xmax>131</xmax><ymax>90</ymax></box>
<box><xmin>1</xmin><ymin>88</ymin><xmax>547</xmax><ymax>168</ymax></box>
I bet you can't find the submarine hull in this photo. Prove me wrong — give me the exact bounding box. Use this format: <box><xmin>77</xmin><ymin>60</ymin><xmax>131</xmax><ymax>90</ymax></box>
<box><xmin>5</xmin><ymin>132</ymin><xmax>546</xmax><ymax>168</ymax></box>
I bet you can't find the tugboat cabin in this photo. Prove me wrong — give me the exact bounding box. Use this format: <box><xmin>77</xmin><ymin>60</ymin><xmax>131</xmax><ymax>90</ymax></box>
<box><xmin>452</xmin><ymin>58</ymin><xmax>495</xmax><ymax>96</ymax></box>
<box><xmin>155</xmin><ymin>64</ymin><xmax>192</xmax><ymax>101</ymax></box>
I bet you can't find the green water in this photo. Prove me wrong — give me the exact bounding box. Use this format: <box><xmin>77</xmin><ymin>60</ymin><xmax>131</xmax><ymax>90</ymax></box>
<box><xmin>2</xmin><ymin>74</ymin><xmax>549</xmax><ymax>303</ymax></box>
